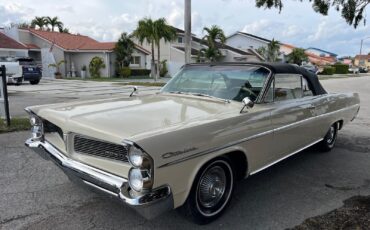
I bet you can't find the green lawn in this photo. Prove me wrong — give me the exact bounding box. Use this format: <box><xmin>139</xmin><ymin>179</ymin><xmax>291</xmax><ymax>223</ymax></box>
<box><xmin>65</xmin><ymin>76</ymin><xmax>152</xmax><ymax>82</ymax></box>
<box><xmin>115</xmin><ymin>82</ymin><xmax>166</xmax><ymax>87</ymax></box>
<box><xmin>0</xmin><ymin>117</ymin><xmax>31</xmax><ymax>134</ymax></box>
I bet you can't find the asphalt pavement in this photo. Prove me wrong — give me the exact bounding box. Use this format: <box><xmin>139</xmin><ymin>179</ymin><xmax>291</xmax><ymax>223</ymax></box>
<box><xmin>0</xmin><ymin>76</ymin><xmax>369</xmax><ymax>229</ymax></box>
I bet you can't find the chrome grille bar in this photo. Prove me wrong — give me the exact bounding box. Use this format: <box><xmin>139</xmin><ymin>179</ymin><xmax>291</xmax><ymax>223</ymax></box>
<box><xmin>74</xmin><ymin>135</ymin><xmax>128</xmax><ymax>162</ymax></box>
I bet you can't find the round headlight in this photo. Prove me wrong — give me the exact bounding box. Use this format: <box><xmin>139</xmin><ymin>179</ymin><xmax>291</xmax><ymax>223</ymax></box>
<box><xmin>128</xmin><ymin>146</ymin><xmax>144</xmax><ymax>168</ymax></box>
<box><xmin>128</xmin><ymin>168</ymin><xmax>143</xmax><ymax>192</ymax></box>
<box><xmin>30</xmin><ymin>116</ymin><xmax>37</xmax><ymax>126</ymax></box>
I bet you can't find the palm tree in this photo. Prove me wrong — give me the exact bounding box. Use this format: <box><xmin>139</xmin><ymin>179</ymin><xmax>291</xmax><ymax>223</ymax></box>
<box><xmin>265</xmin><ymin>39</ymin><xmax>280</xmax><ymax>62</ymax></box>
<box><xmin>132</xmin><ymin>18</ymin><xmax>156</xmax><ymax>79</ymax></box>
<box><xmin>201</xmin><ymin>25</ymin><xmax>226</xmax><ymax>62</ymax></box>
<box><xmin>46</xmin><ymin>16</ymin><xmax>64</xmax><ymax>32</ymax></box>
<box><xmin>31</xmin><ymin>17</ymin><xmax>47</xmax><ymax>30</ymax></box>
<box><xmin>286</xmin><ymin>48</ymin><xmax>308</xmax><ymax>65</ymax></box>
<box><xmin>153</xmin><ymin>18</ymin><xmax>176</xmax><ymax>79</ymax></box>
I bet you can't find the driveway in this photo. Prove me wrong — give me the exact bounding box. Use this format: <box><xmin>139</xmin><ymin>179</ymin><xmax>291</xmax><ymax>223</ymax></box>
<box><xmin>7</xmin><ymin>79</ymin><xmax>161</xmax><ymax>117</ymax></box>
<box><xmin>0</xmin><ymin>77</ymin><xmax>369</xmax><ymax>229</ymax></box>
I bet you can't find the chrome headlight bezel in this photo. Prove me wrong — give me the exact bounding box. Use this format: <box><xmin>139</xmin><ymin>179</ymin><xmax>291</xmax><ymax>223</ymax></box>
<box><xmin>25</xmin><ymin>109</ymin><xmax>44</xmax><ymax>141</ymax></box>
<box><xmin>124</xmin><ymin>141</ymin><xmax>154</xmax><ymax>193</ymax></box>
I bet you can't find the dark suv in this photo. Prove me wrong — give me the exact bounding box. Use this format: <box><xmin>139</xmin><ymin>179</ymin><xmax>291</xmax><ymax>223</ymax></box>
<box><xmin>17</xmin><ymin>58</ymin><xmax>42</xmax><ymax>85</ymax></box>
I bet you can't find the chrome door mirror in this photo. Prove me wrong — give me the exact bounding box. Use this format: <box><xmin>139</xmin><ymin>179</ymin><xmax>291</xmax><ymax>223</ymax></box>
<box><xmin>129</xmin><ymin>86</ymin><xmax>138</xmax><ymax>97</ymax></box>
<box><xmin>240</xmin><ymin>97</ymin><xmax>254</xmax><ymax>113</ymax></box>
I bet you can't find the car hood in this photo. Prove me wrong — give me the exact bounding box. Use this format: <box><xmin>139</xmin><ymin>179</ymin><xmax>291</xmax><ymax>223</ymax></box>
<box><xmin>30</xmin><ymin>94</ymin><xmax>239</xmax><ymax>143</ymax></box>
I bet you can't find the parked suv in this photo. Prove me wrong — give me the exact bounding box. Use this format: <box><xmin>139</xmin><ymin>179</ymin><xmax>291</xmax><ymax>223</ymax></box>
<box><xmin>17</xmin><ymin>58</ymin><xmax>42</xmax><ymax>85</ymax></box>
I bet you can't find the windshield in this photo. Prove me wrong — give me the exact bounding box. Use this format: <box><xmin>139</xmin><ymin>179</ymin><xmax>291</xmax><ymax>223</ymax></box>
<box><xmin>161</xmin><ymin>65</ymin><xmax>270</xmax><ymax>102</ymax></box>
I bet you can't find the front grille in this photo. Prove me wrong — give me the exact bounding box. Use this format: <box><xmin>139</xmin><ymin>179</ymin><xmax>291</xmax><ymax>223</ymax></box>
<box><xmin>73</xmin><ymin>135</ymin><xmax>129</xmax><ymax>162</ymax></box>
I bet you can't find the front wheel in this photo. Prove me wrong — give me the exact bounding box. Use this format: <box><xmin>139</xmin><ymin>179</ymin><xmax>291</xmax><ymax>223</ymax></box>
<box><xmin>181</xmin><ymin>157</ymin><xmax>234</xmax><ymax>225</ymax></box>
<box><xmin>318</xmin><ymin>123</ymin><xmax>338</xmax><ymax>152</ymax></box>
<box><xmin>30</xmin><ymin>80</ymin><xmax>40</xmax><ymax>85</ymax></box>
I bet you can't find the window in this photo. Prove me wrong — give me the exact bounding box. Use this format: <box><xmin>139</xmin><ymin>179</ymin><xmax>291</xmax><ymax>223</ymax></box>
<box><xmin>177</xmin><ymin>36</ymin><xmax>183</xmax><ymax>43</ymax></box>
<box><xmin>131</xmin><ymin>56</ymin><xmax>141</xmax><ymax>65</ymax></box>
<box><xmin>302</xmin><ymin>78</ymin><xmax>313</xmax><ymax>97</ymax></box>
<box><xmin>274</xmin><ymin>74</ymin><xmax>302</xmax><ymax>101</ymax></box>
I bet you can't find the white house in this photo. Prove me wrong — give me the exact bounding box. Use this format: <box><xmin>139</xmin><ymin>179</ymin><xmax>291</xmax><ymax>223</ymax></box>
<box><xmin>0</xmin><ymin>28</ymin><xmax>28</xmax><ymax>58</ymax></box>
<box><xmin>226</xmin><ymin>31</ymin><xmax>272</xmax><ymax>51</ymax></box>
<box><xmin>135</xmin><ymin>27</ymin><xmax>264</xmax><ymax>76</ymax></box>
<box><xmin>2</xmin><ymin>27</ymin><xmax>151</xmax><ymax>78</ymax></box>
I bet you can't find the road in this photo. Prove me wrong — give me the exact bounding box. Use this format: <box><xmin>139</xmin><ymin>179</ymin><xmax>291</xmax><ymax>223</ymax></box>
<box><xmin>0</xmin><ymin>77</ymin><xmax>369</xmax><ymax>229</ymax></box>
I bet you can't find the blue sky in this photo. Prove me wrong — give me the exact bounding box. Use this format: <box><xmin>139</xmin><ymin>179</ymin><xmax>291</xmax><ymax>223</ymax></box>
<box><xmin>0</xmin><ymin>0</ymin><xmax>368</xmax><ymax>56</ymax></box>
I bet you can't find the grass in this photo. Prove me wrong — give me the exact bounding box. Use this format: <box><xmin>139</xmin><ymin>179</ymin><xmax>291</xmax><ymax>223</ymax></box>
<box><xmin>65</xmin><ymin>76</ymin><xmax>152</xmax><ymax>82</ymax></box>
<box><xmin>115</xmin><ymin>82</ymin><xmax>166</xmax><ymax>87</ymax></box>
<box><xmin>0</xmin><ymin>117</ymin><xmax>30</xmax><ymax>134</ymax></box>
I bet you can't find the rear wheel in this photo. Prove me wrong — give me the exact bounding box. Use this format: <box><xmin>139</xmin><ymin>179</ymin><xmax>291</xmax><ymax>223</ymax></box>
<box><xmin>15</xmin><ymin>78</ymin><xmax>23</xmax><ymax>86</ymax></box>
<box><xmin>318</xmin><ymin>123</ymin><xmax>338</xmax><ymax>152</ymax></box>
<box><xmin>30</xmin><ymin>80</ymin><xmax>40</xmax><ymax>85</ymax></box>
<box><xmin>181</xmin><ymin>157</ymin><xmax>234</xmax><ymax>225</ymax></box>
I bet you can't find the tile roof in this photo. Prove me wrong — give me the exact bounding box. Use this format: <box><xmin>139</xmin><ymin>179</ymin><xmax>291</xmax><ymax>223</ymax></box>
<box><xmin>354</xmin><ymin>54</ymin><xmax>370</xmax><ymax>60</ymax></box>
<box><xmin>306</xmin><ymin>47</ymin><xmax>338</xmax><ymax>57</ymax></box>
<box><xmin>235</xmin><ymin>32</ymin><xmax>271</xmax><ymax>43</ymax></box>
<box><xmin>0</xmin><ymin>32</ymin><xmax>27</xmax><ymax>49</ymax></box>
<box><xmin>25</xmin><ymin>43</ymin><xmax>40</xmax><ymax>49</ymax></box>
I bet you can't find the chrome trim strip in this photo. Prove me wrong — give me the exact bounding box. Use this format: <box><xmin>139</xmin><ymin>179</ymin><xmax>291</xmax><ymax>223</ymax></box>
<box><xmin>83</xmin><ymin>180</ymin><xmax>118</xmax><ymax>197</ymax></box>
<box><xmin>158</xmin><ymin>104</ymin><xmax>359</xmax><ymax>168</ymax></box>
<box><xmin>249</xmin><ymin>138</ymin><xmax>323</xmax><ymax>175</ymax></box>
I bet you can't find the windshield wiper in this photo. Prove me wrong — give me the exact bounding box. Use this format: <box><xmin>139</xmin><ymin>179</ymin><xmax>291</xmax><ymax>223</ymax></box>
<box><xmin>187</xmin><ymin>93</ymin><xmax>230</xmax><ymax>103</ymax></box>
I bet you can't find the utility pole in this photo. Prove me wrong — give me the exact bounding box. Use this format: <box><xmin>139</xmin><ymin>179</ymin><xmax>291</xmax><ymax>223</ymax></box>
<box><xmin>184</xmin><ymin>0</ymin><xmax>191</xmax><ymax>63</ymax></box>
<box><xmin>360</xmin><ymin>36</ymin><xmax>370</xmax><ymax>55</ymax></box>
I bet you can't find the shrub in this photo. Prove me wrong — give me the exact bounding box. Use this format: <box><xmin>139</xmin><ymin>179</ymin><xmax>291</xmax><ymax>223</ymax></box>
<box><xmin>320</xmin><ymin>66</ymin><xmax>336</xmax><ymax>75</ymax></box>
<box><xmin>119</xmin><ymin>67</ymin><xmax>131</xmax><ymax>78</ymax></box>
<box><xmin>331</xmin><ymin>64</ymin><xmax>349</xmax><ymax>74</ymax></box>
<box><xmin>130</xmin><ymin>69</ymin><xmax>151</xmax><ymax>76</ymax></box>
<box><xmin>89</xmin><ymin>56</ymin><xmax>106</xmax><ymax>78</ymax></box>
<box><xmin>160</xmin><ymin>60</ymin><xmax>168</xmax><ymax>77</ymax></box>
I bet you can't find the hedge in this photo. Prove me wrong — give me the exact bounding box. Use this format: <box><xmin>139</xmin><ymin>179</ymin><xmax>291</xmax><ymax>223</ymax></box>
<box><xmin>119</xmin><ymin>67</ymin><xmax>131</xmax><ymax>78</ymax></box>
<box><xmin>321</xmin><ymin>66</ymin><xmax>336</xmax><ymax>75</ymax></box>
<box><xmin>331</xmin><ymin>64</ymin><xmax>349</xmax><ymax>74</ymax></box>
<box><xmin>131</xmin><ymin>69</ymin><xmax>151</xmax><ymax>76</ymax></box>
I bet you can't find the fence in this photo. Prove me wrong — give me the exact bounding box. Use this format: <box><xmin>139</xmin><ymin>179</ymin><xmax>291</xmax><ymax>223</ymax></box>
<box><xmin>0</xmin><ymin>65</ymin><xmax>10</xmax><ymax>126</ymax></box>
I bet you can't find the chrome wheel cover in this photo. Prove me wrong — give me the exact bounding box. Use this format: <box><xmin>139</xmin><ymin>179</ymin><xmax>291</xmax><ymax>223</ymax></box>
<box><xmin>327</xmin><ymin>126</ymin><xmax>336</xmax><ymax>144</ymax></box>
<box><xmin>198</xmin><ymin>166</ymin><xmax>226</xmax><ymax>208</ymax></box>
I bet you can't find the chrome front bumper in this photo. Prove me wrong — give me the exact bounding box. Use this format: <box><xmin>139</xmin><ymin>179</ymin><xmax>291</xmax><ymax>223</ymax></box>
<box><xmin>25</xmin><ymin>138</ymin><xmax>173</xmax><ymax>219</ymax></box>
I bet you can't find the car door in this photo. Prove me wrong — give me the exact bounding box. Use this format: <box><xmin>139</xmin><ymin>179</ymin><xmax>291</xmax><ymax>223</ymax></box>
<box><xmin>265</xmin><ymin>74</ymin><xmax>318</xmax><ymax>160</ymax></box>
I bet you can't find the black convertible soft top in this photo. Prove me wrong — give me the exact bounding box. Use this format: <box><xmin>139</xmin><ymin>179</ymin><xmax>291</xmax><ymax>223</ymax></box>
<box><xmin>185</xmin><ymin>62</ymin><xmax>327</xmax><ymax>95</ymax></box>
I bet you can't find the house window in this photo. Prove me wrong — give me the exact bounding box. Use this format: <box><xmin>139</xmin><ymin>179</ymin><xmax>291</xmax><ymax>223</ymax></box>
<box><xmin>131</xmin><ymin>56</ymin><xmax>141</xmax><ymax>65</ymax></box>
<box><xmin>177</xmin><ymin>36</ymin><xmax>183</xmax><ymax>43</ymax></box>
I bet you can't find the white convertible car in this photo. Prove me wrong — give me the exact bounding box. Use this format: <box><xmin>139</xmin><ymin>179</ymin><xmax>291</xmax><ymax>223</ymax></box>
<box><xmin>25</xmin><ymin>63</ymin><xmax>360</xmax><ymax>224</ymax></box>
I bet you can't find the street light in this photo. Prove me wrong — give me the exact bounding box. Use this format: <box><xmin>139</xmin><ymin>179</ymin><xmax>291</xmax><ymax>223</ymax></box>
<box><xmin>359</xmin><ymin>36</ymin><xmax>370</xmax><ymax>55</ymax></box>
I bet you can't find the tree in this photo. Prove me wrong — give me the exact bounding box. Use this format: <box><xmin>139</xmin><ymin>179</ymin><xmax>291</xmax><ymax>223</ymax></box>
<box><xmin>256</xmin><ymin>39</ymin><xmax>280</xmax><ymax>62</ymax></box>
<box><xmin>48</xmin><ymin>60</ymin><xmax>65</xmax><ymax>74</ymax></box>
<box><xmin>114</xmin><ymin>33</ymin><xmax>135</xmax><ymax>69</ymax></box>
<box><xmin>201</xmin><ymin>25</ymin><xmax>226</xmax><ymax>62</ymax></box>
<box><xmin>59</xmin><ymin>27</ymin><xmax>70</xmax><ymax>33</ymax></box>
<box><xmin>132</xmin><ymin>18</ymin><xmax>156</xmax><ymax>80</ymax></box>
<box><xmin>153</xmin><ymin>18</ymin><xmax>177</xmax><ymax>79</ymax></box>
<box><xmin>286</xmin><ymin>48</ymin><xmax>308</xmax><ymax>65</ymax></box>
<box><xmin>255</xmin><ymin>0</ymin><xmax>369</xmax><ymax>28</ymax></box>
<box><xmin>46</xmin><ymin>16</ymin><xmax>63</xmax><ymax>32</ymax></box>
<box><xmin>89</xmin><ymin>56</ymin><xmax>106</xmax><ymax>78</ymax></box>
<box><xmin>31</xmin><ymin>17</ymin><xmax>47</xmax><ymax>30</ymax></box>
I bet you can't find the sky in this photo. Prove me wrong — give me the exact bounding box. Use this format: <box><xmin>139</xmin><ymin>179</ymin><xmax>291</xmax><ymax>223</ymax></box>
<box><xmin>0</xmin><ymin>0</ymin><xmax>369</xmax><ymax>56</ymax></box>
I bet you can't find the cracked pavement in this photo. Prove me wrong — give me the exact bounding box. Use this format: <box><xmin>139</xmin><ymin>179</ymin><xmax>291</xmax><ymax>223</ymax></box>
<box><xmin>0</xmin><ymin>77</ymin><xmax>370</xmax><ymax>229</ymax></box>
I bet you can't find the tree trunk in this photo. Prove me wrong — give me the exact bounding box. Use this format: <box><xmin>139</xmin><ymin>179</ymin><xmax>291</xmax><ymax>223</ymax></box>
<box><xmin>151</xmin><ymin>42</ymin><xmax>156</xmax><ymax>80</ymax></box>
<box><xmin>157</xmin><ymin>42</ymin><xmax>161</xmax><ymax>81</ymax></box>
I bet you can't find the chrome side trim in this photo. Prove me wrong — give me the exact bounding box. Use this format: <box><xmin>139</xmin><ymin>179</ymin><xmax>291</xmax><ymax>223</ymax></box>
<box><xmin>249</xmin><ymin>138</ymin><xmax>323</xmax><ymax>175</ymax></box>
<box><xmin>158</xmin><ymin>104</ymin><xmax>359</xmax><ymax>168</ymax></box>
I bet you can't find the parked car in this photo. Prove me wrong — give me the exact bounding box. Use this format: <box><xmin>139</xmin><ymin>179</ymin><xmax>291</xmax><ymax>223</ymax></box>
<box><xmin>17</xmin><ymin>57</ymin><xmax>42</xmax><ymax>85</ymax></box>
<box><xmin>359</xmin><ymin>66</ymin><xmax>368</xmax><ymax>73</ymax></box>
<box><xmin>25</xmin><ymin>63</ymin><xmax>360</xmax><ymax>224</ymax></box>
<box><xmin>349</xmin><ymin>65</ymin><xmax>359</xmax><ymax>74</ymax></box>
<box><xmin>0</xmin><ymin>57</ymin><xmax>23</xmax><ymax>85</ymax></box>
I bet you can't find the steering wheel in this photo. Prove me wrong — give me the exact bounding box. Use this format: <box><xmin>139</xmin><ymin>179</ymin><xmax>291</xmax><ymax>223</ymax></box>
<box><xmin>231</xmin><ymin>86</ymin><xmax>257</xmax><ymax>101</ymax></box>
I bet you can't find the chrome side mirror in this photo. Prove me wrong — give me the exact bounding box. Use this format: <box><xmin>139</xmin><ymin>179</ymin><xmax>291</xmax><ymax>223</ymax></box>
<box><xmin>240</xmin><ymin>97</ymin><xmax>254</xmax><ymax>113</ymax></box>
<box><xmin>129</xmin><ymin>86</ymin><xmax>138</xmax><ymax>97</ymax></box>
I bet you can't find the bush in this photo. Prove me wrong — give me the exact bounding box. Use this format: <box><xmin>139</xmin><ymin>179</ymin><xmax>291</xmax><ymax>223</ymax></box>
<box><xmin>130</xmin><ymin>69</ymin><xmax>151</xmax><ymax>76</ymax></box>
<box><xmin>160</xmin><ymin>60</ymin><xmax>168</xmax><ymax>77</ymax></box>
<box><xmin>332</xmin><ymin>64</ymin><xmax>349</xmax><ymax>74</ymax></box>
<box><xmin>89</xmin><ymin>57</ymin><xmax>106</xmax><ymax>78</ymax></box>
<box><xmin>320</xmin><ymin>66</ymin><xmax>336</xmax><ymax>75</ymax></box>
<box><xmin>119</xmin><ymin>67</ymin><xmax>131</xmax><ymax>78</ymax></box>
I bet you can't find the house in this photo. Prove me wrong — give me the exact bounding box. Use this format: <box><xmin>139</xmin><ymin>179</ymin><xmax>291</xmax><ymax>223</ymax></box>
<box><xmin>226</xmin><ymin>31</ymin><xmax>271</xmax><ymax>50</ymax></box>
<box><xmin>354</xmin><ymin>55</ymin><xmax>370</xmax><ymax>68</ymax></box>
<box><xmin>305</xmin><ymin>47</ymin><xmax>338</xmax><ymax>59</ymax></box>
<box><xmin>0</xmin><ymin>29</ymin><xmax>28</xmax><ymax>58</ymax></box>
<box><xmin>3</xmin><ymin>27</ymin><xmax>150</xmax><ymax>78</ymax></box>
<box><xmin>135</xmin><ymin>27</ymin><xmax>264</xmax><ymax>76</ymax></box>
